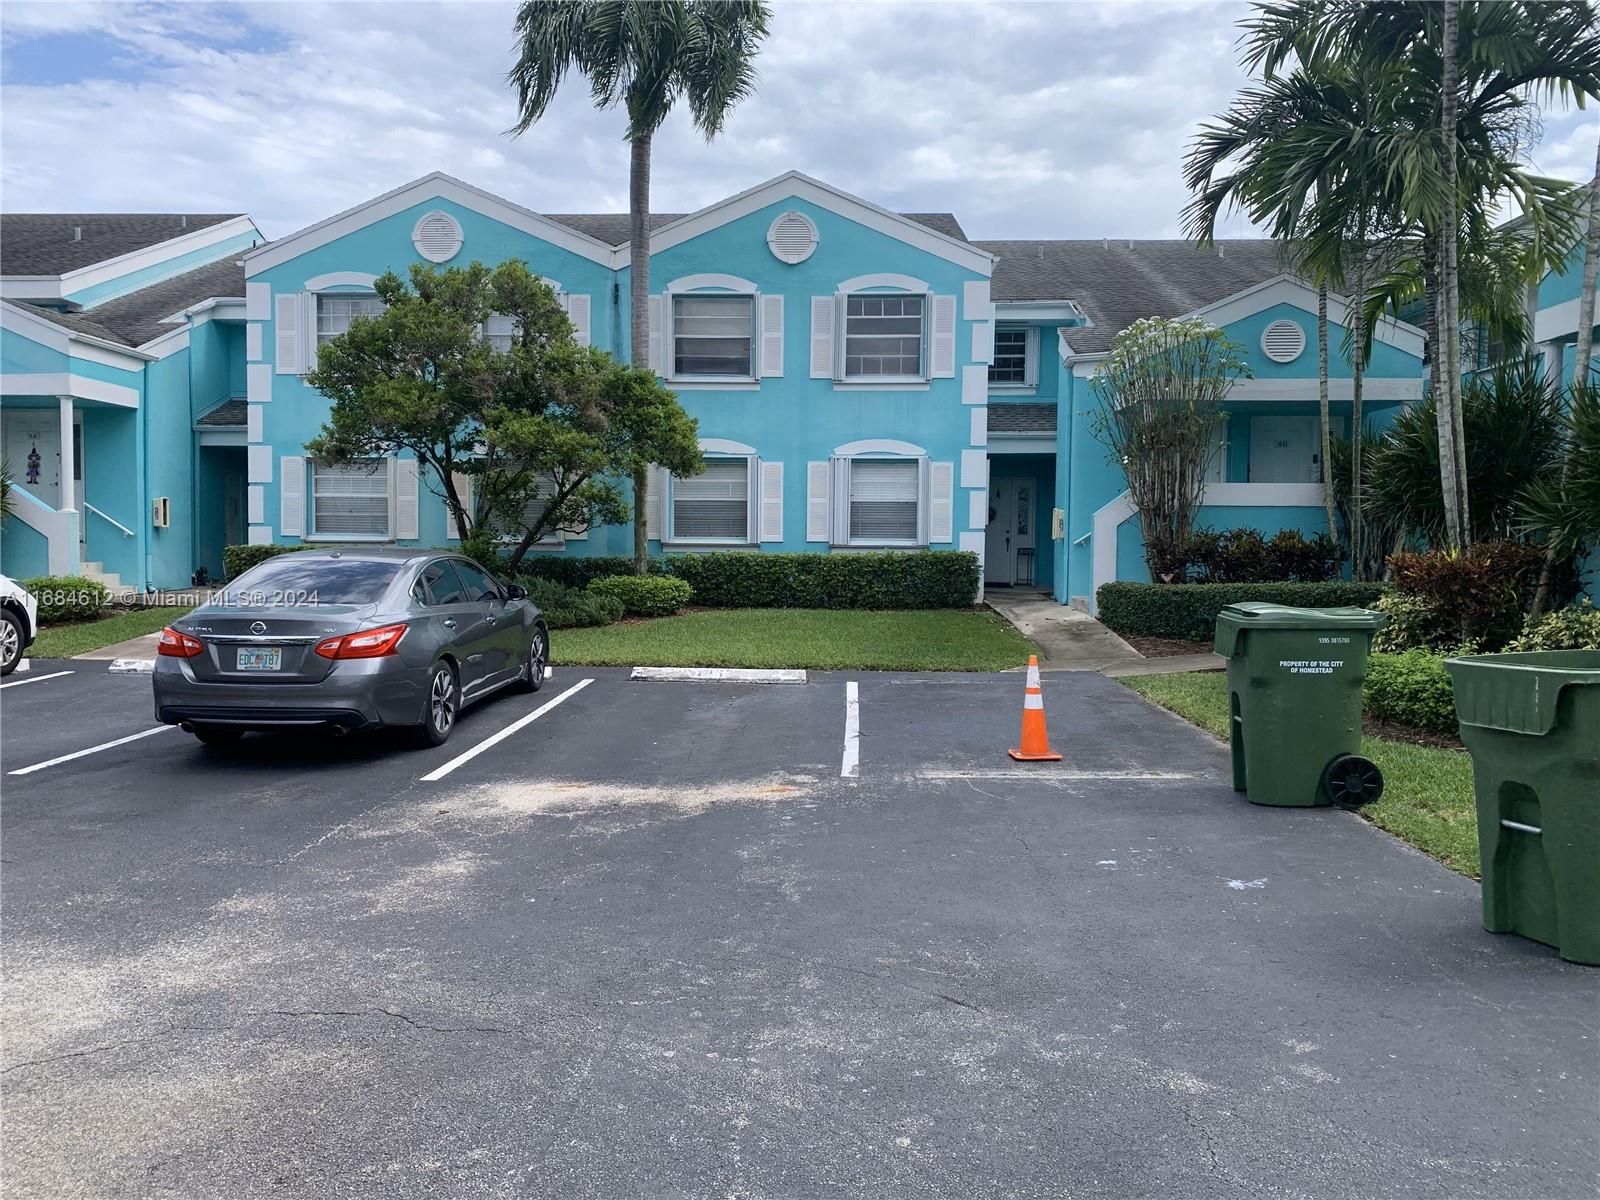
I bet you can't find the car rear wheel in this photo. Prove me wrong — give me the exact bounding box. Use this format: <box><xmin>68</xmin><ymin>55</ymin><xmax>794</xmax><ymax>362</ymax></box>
<box><xmin>0</xmin><ymin>610</ymin><xmax>23</xmax><ymax>677</ymax></box>
<box><xmin>191</xmin><ymin>725</ymin><xmax>244</xmax><ymax>747</ymax></box>
<box><xmin>412</xmin><ymin>662</ymin><xmax>459</xmax><ymax>747</ymax></box>
<box><xmin>516</xmin><ymin>627</ymin><xmax>548</xmax><ymax>694</ymax></box>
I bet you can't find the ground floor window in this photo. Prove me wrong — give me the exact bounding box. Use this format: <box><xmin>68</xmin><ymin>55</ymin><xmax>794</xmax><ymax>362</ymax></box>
<box><xmin>311</xmin><ymin>459</ymin><xmax>389</xmax><ymax>537</ymax></box>
<box><xmin>848</xmin><ymin>458</ymin><xmax>920</xmax><ymax>544</ymax></box>
<box><xmin>672</xmin><ymin>458</ymin><xmax>750</xmax><ymax>541</ymax></box>
<box><xmin>493</xmin><ymin>477</ymin><xmax>563</xmax><ymax>545</ymax></box>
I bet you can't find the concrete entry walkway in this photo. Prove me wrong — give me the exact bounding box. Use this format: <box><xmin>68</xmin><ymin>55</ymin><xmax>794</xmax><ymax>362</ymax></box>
<box><xmin>986</xmin><ymin>588</ymin><xmax>1221</xmax><ymax>675</ymax></box>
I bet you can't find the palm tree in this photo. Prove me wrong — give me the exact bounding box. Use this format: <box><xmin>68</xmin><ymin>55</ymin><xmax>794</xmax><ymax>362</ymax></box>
<box><xmin>1574</xmin><ymin>146</ymin><xmax>1600</xmax><ymax>384</ymax></box>
<box><xmin>509</xmin><ymin>0</ymin><xmax>771</xmax><ymax>572</ymax></box>
<box><xmin>1239</xmin><ymin>0</ymin><xmax>1600</xmax><ymax>550</ymax></box>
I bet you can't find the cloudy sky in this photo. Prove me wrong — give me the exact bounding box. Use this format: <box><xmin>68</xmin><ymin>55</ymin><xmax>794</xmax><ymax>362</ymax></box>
<box><xmin>2</xmin><ymin>1</ymin><xmax>1596</xmax><ymax>243</ymax></box>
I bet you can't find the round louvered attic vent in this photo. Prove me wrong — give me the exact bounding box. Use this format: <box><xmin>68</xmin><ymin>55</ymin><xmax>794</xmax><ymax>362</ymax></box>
<box><xmin>767</xmin><ymin>211</ymin><xmax>819</xmax><ymax>264</ymax></box>
<box><xmin>412</xmin><ymin>210</ymin><xmax>463</xmax><ymax>263</ymax></box>
<box><xmin>1261</xmin><ymin>318</ymin><xmax>1306</xmax><ymax>363</ymax></box>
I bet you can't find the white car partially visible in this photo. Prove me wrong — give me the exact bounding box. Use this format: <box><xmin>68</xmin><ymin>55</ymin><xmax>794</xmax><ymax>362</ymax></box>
<box><xmin>0</xmin><ymin>575</ymin><xmax>39</xmax><ymax>676</ymax></box>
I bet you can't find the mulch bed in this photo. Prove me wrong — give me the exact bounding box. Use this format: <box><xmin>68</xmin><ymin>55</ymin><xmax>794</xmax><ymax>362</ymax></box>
<box><xmin>1125</xmin><ymin>635</ymin><xmax>1215</xmax><ymax>658</ymax></box>
<box><xmin>1362</xmin><ymin>717</ymin><xmax>1465</xmax><ymax>751</ymax></box>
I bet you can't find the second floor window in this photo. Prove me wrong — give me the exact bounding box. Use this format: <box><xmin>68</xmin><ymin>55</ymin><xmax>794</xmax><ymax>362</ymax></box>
<box><xmin>673</xmin><ymin>295</ymin><xmax>754</xmax><ymax>377</ymax></box>
<box><xmin>317</xmin><ymin>294</ymin><xmax>386</xmax><ymax>345</ymax></box>
<box><xmin>844</xmin><ymin>294</ymin><xmax>924</xmax><ymax>379</ymax></box>
<box><xmin>989</xmin><ymin>327</ymin><xmax>1032</xmax><ymax>386</ymax></box>
<box><xmin>311</xmin><ymin>459</ymin><xmax>389</xmax><ymax>537</ymax></box>
<box><xmin>482</xmin><ymin>312</ymin><xmax>519</xmax><ymax>353</ymax></box>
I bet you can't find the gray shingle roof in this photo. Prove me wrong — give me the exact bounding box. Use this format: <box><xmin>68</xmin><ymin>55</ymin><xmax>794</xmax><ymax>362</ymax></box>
<box><xmin>18</xmin><ymin>256</ymin><xmax>245</xmax><ymax>347</ymax></box>
<box><xmin>0</xmin><ymin>213</ymin><xmax>241</xmax><ymax>276</ymax></box>
<box><xmin>195</xmin><ymin>398</ymin><xmax>246</xmax><ymax>428</ymax></box>
<box><xmin>987</xmin><ymin>402</ymin><xmax>1057</xmax><ymax>434</ymax></box>
<box><xmin>544</xmin><ymin>211</ymin><xmax>967</xmax><ymax>246</ymax></box>
<box><xmin>977</xmin><ymin>239</ymin><xmax>1287</xmax><ymax>354</ymax></box>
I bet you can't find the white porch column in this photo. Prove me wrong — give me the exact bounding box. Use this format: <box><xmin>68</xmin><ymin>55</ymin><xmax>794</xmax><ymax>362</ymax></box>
<box><xmin>57</xmin><ymin>396</ymin><xmax>76</xmax><ymax>512</ymax></box>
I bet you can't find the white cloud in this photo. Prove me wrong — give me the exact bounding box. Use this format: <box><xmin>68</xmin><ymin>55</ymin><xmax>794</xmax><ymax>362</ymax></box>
<box><xmin>1</xmin><ymin>0</ymin><xmax>1592</xmax><ymax>242</ymax></box>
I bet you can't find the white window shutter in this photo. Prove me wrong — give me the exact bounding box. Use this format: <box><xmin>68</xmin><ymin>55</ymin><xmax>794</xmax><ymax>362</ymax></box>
<box><xmin>759</xmin><ymin>460</ymin><xmax>783</xmax><ymax>543</ymax></box>
<box><xmin>279</xmin><ymin>455</ymin><xmax>305</xmax><ymax>536</ymax></box>
<box><xmin>274</xmin><ymin>294</ymin><xmax>300</xmax><ymax>375</ymax></box>
<box><xmin>745</xmin><ymin>457</ymin><xmax>762</xmax><ymax>544</ymax></box>
<box><xmin>810</xmin><ymin>296</ymin><xmax>835</xmax><ymax>378</ymax></box>
<box><xmin>445</xmin><ymin>471</ymin><xmax>471</xmax><ymax>539</ymax></box>
<box><xmin>806</xmin><ymin>461</ymin><xmax>830</xmax><ymax>543</ymax></box>
<box><xmin>929</xmin><ymin>460</ymin><xmax>954</xmax><ymax>543</ymax></box>
<box><xmin>829</xmin><ymin>457</ymin><xmax>852</xmax><ymax>545</ymax></box>
<box><xmin>917</xmin><ymin>457</ymin><xmax>933</xmax><ymax>545</ymax></box>
<box><xmin>644</xmin><ymin>464</ymin><xmax>662</xmax><ymax>541</ymax></box>
<box><xmin>647</xmin><ymin>295</ymin><xmax>664</xmax><ymax>374</ymax></box>
<box><xmin>566</xmin><ymin>293</ymin><xmax>591</xmax><ymax>347</ymax></box>
<box><xmin>566</xmin><ymin>513</ymin><xmax>588</xmax><ymax>541</ymax></box>
<box><xmin>394</xmin><ymin>458</ymin><xmax>419</xmax><ymax>541</ymax></box>
<box><xmin>760</xmin><ymin>294</ymin><xmax>784</xmax><ymax>377</ymax></box>
<box><xmin>931</xmin><ymin>294</ymin><xmax>957</xmax><ymax>378</ymax></box>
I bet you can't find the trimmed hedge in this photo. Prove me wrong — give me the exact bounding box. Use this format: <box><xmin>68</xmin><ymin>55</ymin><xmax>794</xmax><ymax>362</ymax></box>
<box><xmin>22</xmin><ymin>575</ymin><xmax>111</xmax><ymax>622</ymax></box>
<box><xmin>1504</xmin><ymin>598</ymin><xmax>1600</xmax><ymax>651</ymax></box>
<box><xmin>520</xmin><ymin>579</ymin><xmax>625</xmax><ymax>629</ymax></box>
<box><xmin>1362</xmin><ymin>651</ymin><xmax>1460</xmax><ymax>735</ymax></box>
<box><xmin>224</xmin><ymin>543</ymin><xmax>313</xmax><ymax>580</ymax></box>
<box><xmin>587</xmin><ymin>574</ymin><xmax>693</xmax><ymax>617</ymax></box>
<box><xmin>1097</xmin><ymin>581</ymin><xmax>1388</xmax><ymax>642</ymax></box>
<box><xmin>517</xmin><ymin>550</ymin><xmax>980</xmax><ymax>610</ymax></box>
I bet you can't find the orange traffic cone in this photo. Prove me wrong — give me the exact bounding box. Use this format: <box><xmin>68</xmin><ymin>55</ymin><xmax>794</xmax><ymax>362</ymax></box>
<box><xmin>1008</xmin><ymin>655</ymin><xmax>1062</xmax><ymax>762</ymax></box>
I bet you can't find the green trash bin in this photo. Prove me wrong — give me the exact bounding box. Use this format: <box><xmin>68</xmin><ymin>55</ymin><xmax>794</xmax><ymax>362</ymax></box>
<box><xmin>1443</xmin><ymin>650</ymin><xmax>1600</xmax><ymax>966</ymax></box>
<box><xmin>1213</xmin><ymin>601</ymin><xmax>1389</xmax><ymax>807</ymax></box>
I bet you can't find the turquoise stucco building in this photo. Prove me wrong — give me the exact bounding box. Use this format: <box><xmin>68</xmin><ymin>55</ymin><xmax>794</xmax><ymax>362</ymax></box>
<box><xmin>2</xmin><ymin>171</ymin><xmax>1595</xmax><ymax>606</ymax></box>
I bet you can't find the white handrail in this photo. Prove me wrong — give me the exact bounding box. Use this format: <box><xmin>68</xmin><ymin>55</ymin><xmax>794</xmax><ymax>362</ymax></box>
<box><xmin>83</xmin><ymin>502</ymin><xmax>135</xmax><ymax>538</ymax></box>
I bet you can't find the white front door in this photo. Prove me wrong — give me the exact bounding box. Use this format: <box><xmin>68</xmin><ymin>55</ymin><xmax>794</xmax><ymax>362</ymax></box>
<box><xmin>984</xmin><ymin>478</ymin><xmax>1037</xmax><ymax>585</ymax></box>
<box><xmin>1249</xmin><ymin>415</ymin><xmax>1319</xmax><ymax>483</ymax></box>
<box><xmin>4</xmin><ymin>411</ymin><xmax>61</xmax><ymax>508</ymax></box>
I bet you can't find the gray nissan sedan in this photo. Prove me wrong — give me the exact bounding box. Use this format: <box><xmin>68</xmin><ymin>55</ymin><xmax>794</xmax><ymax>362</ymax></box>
<box><xmin>153</xmin><ymin>548</ymin><xmax>548</xmax><ymax>748</ymax></box>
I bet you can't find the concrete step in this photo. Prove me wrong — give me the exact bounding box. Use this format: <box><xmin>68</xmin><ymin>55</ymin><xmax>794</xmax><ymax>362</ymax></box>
<box><xmin>79</xmin><ymin>562</ymin><xmax>124</xmax><ymax>590</ymax></box>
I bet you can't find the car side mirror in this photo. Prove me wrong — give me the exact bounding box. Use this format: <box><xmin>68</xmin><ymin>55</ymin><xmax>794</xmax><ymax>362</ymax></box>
<box><xmin>504</xmin><ymin>584</ymin><xmax>527</xmax><ymax>600</ymax></box>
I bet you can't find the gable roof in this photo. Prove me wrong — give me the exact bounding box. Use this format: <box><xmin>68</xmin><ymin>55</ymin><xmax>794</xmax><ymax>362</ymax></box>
<box><xmin>638</xmin><ymin>171</ymin><xmax>992</xmax><ymax>273</ymax></box>
<box><xmin>0</xmin><ymin>213</ymin><xmax>242</xmax><ymax>276</ymax></box>
<box><xmin>978</xmin><ymin>239</ymin><xmax>1289</xmax><ymax>353</ymax></box>
<box><xmin>544</xmin><ymin>209</ymin><xmax>967</xmax><ymax>246</ymax></box>
<box><xmin>17</xmin><ymin>256</ymin><xmax>245</xmax><ymax>348</ymax></box>
<box><xmin>244</xmin><ymin>171</ymin><xmax>619</xmax><ymax>275</ymax></box>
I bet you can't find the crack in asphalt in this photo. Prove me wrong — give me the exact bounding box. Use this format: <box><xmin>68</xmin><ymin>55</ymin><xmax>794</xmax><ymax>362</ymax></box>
<box><xmin>766</xmin><ymin>948</ymin><xmax>985</xmax><ymax>1013</ymax></box>
<box><xmin>250</xmin><ymin>1008</ymin><xmax>525</xmax><ymax>1037</ymax></box>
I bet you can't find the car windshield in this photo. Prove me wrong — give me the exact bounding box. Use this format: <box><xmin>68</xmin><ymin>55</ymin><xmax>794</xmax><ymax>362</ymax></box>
<box><xmin>226</xmin><ymin>556</ymin><xmax>403</xmax><ymax>606</ymax></box>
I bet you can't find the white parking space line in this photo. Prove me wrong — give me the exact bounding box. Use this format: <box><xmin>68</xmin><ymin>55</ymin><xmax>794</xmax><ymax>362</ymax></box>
<box><xmin>841</xmin><ymin>681</ymin><xmax>860</xmax><ymax>780</ymax></box>
<box><xmin>912</xmin><ymin>769</ymin><xmax>1201</xmax><ymax>783</ymax></box>
<box><xmin>420</xmin><ymin>678</ymin><xmax>594</xmax><ymax>783</ymax></box>
<box><xmin>9</xmin><ymin>725</ymin><xmax>176</xmax><ymax>776</ymax></box>
<box><xmin>0</xmin><ymin>670</ymin><xmax>75</xmax><ymax>691</ymax></box>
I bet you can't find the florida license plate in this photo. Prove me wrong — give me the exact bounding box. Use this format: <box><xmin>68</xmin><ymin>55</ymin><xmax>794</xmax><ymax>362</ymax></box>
<box><xmin>235</xmin><ymin>647</ymin><xmax>282</xmax><ymax>671</ymax></box>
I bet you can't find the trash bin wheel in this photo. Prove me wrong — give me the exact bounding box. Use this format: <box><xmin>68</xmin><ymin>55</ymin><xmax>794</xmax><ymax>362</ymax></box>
<box><xmin>1322</xmin><ymin>754</ymin><xmax>1384</xmax><ymax>808</ymax></box>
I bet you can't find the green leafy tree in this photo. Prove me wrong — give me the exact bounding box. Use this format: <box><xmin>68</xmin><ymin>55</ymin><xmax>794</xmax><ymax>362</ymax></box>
<box><xmin>509</xmin><ymin>0</ymin><xmax>771</xmax><ymax>573</ymax></box>
<box><xmin>1089</xmin><ymin>317</ymin><xmax>1251</xmax><ymax>580</ymax></box>
<box><xmin>305</xmin><ymin>260</ymin><xmax>701</xmax><ymax>571</ymax></box>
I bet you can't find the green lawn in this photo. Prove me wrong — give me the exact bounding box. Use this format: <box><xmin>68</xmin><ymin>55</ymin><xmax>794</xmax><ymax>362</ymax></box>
<box><xmin>1123</xmin><ymin>671</ymin><xmax>1480</xmax><ymax>877</ymax></box>
<box><xmin>28</xmin><ymin>606</ymin><xmax>192</xmax><ymax>659</ymax></box>
<box><xmin>552</xmin><ymin>608</ymin><xmax>1037</xmax><ymax>672</ymax></box>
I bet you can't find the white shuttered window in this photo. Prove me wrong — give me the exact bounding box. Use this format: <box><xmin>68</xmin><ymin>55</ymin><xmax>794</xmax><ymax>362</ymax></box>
<box><xmin>312</xmin><ymin>460</ymin><xmax>390</xmax><ymax>537</ymax></box>
<box><xmin>672</xmin><ymin>459</ymin><xmax>749</xmax><ymax>541</ymax></box>
<box><xmin>849</xmin><ymin>459</ymin><xmax>920</xmax><ymax>543</ymax></box>
<box><xmin>317</xmin><ymin>294</ymin><xmax>386</xmax><ymax>344</ymax></box>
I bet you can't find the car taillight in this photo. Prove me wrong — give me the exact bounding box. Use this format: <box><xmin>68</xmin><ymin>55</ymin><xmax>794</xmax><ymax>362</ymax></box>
<box><xmin>157</xmin><ymin>627</ymin><xmax>204</xmax><ymax>658</ymax></box>
<box><xmin>313</xmin><ymin>622</ymin><xmax>408</xmax><ymax>660</ymax></box>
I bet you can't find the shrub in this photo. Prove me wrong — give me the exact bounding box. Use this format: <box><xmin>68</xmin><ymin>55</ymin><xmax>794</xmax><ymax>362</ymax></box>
<box><xmin>1182</xmin><ymin>527</ymin><xmax>1343</xmax><ymax>584</ymax></box>
<box><xmin>22</xmin><ymin>575</ymin><xmax>110</xmax><ymax>622</ymax></box>
<box><xmin>1096</xmin><ymin>581</ymin><xmax>1387</xmax><ymax>641</ymax></box>
<box><xmin>1387</xmin><ymin>542</ymin><xmax>1572</xmax><ymax>651</ymax></box>
<box><xmin>1363</xmin><ymin>651</ymin><xmax>1460</xmax><ymax>735</ymax></box>
<box><xmin>1505</xmin><ymin>598</ymin><xmax>1600</xmax><ymax>651</ymax></box>
<box><xmin>224</xmin><ymin>543</ymin><xmax>313</xmax><ymax>580</ymax></box>
<box><xmin>666</xmin><ymin>551</ymin><xmax>980</xmax><ymax>609</ymax></box>
<box><xmin>519</xmin><ymin>578</ymin><xmax>625</xmax><ymax>629</ymax></box>
<box><xmin>1371</xmin><ymin>591</ymin><xmax>1455</xmax><ymax>653</ymax></box>
<box><xmin>518</xmin><ymin>550</ymin><xmax>980</xmax><ymax>609</ymax></box>
<box><xmin>587</xmin><ymin>574</ymin><xmax>693</xmax><ymax>617</ymax></box>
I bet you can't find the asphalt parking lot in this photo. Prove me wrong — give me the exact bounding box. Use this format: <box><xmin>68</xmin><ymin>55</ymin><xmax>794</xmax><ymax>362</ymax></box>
<box><xmin>2</xmin><ymin>660</ymin><xmax>1596</xmax><ymax>1199</ymax></box>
